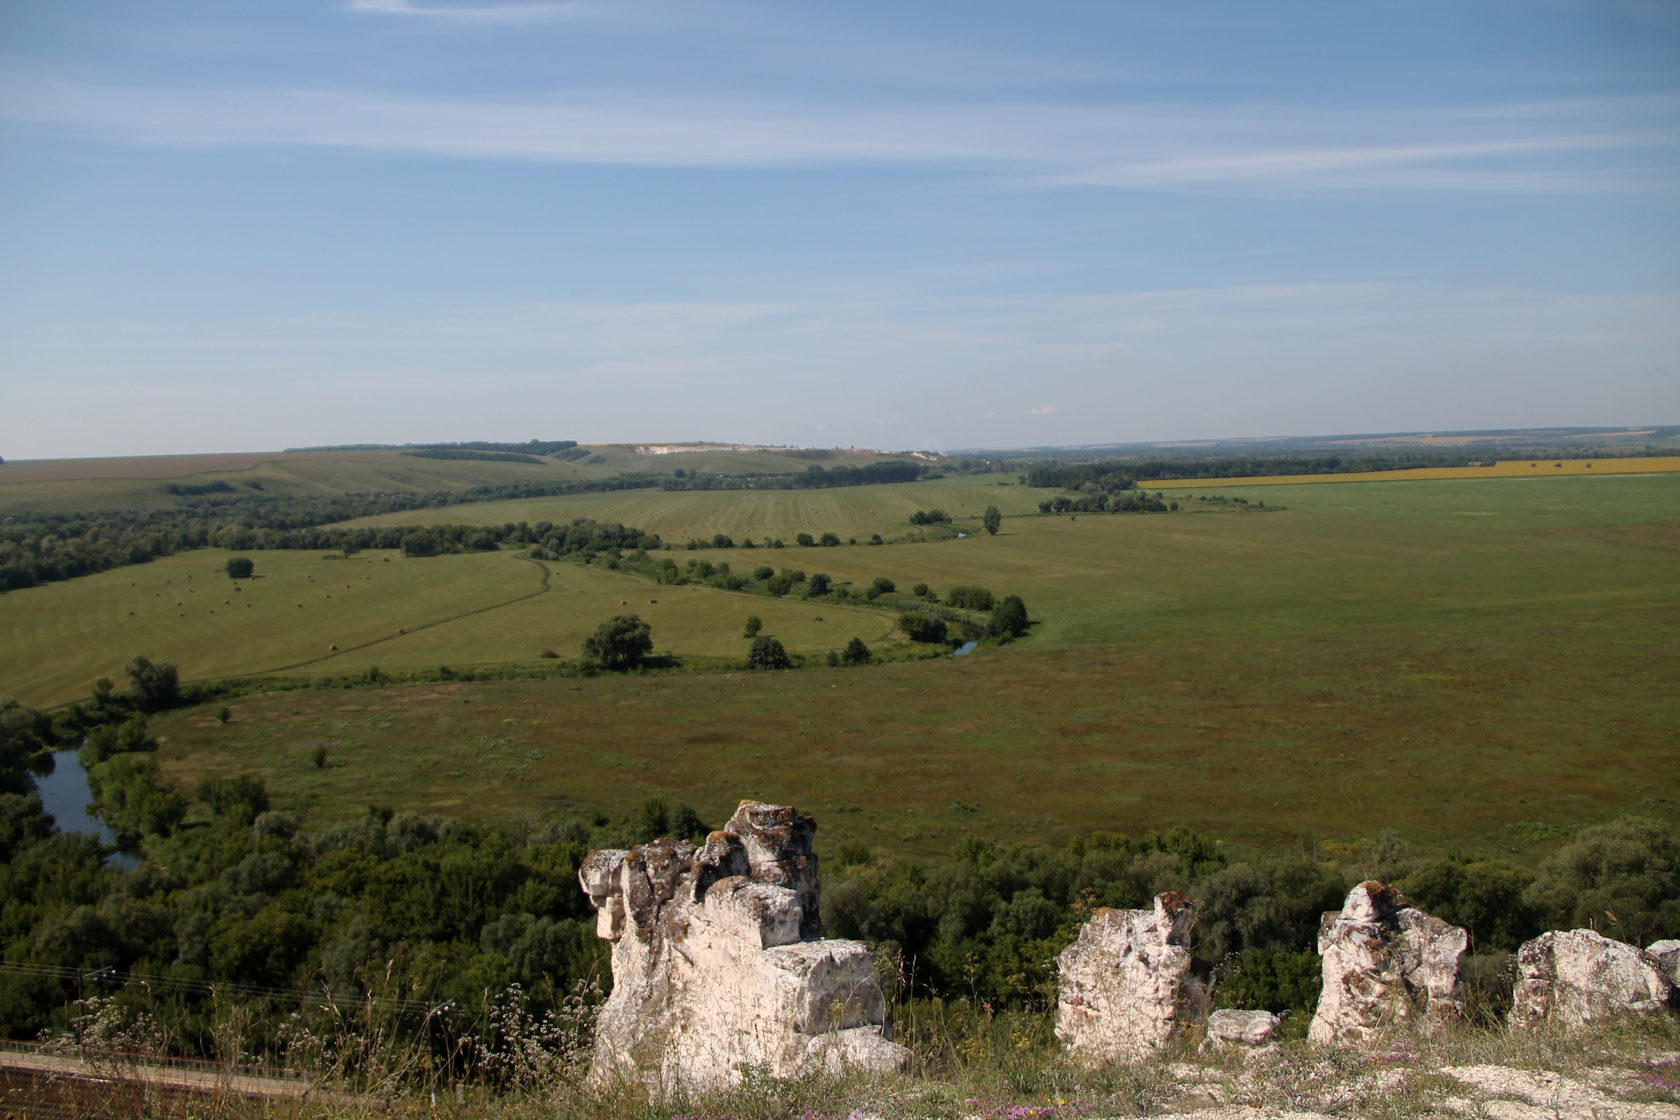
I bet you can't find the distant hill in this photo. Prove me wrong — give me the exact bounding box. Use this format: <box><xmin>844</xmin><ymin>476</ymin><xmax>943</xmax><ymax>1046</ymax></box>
<box><xmin>0</xmin><ymin>443</ymin><xmax>949</xmax><ymax>516</ymax></box>
<box><xmin>952</xmin><ymin>425</ymin><xmax>1680</xmax><ymax>461</ymax></box>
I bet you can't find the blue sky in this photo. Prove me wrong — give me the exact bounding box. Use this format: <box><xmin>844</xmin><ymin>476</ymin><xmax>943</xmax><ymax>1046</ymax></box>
<box><xmin>2</xmin><ymin>1</ymin><xmax>1677</xmax><ymax>458</ymax></box>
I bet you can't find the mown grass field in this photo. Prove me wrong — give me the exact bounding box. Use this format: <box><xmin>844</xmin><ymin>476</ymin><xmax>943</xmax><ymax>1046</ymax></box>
<box><xmin>0</xmin><ymin>548</ymin><xmax>900</xmax><ymax>707</ymax></box>
<box><xmin>338</xmin><ymin>474</ymin><xmax>1039</xmax><ymax>542</ymax></box>
<box><xmin>1164</xmin><ymin>471</ymin><xmax>1680</xmax><ymax>531</ymax></box>
<box><xmin>112</xmin><ymin>469</ymin><xmax>1680</xmax><ymax>864</ymax></box>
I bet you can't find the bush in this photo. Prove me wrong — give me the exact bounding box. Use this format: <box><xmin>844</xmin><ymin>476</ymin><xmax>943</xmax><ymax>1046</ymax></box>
<box><xmin>842</xmin><ymin>637</ymin><xmax>872</xmax><ymax>665</ymax></box>
<box><xmin>898</xmin><ymin>611</ymin><xmax>948</xmax><ymax>644</ymax></box>
<box><xmin>747</xmin><ymin>636</ymin><xmax>791</xmax><ymax>670</ymax></box>
<box><xmin>225</xmin><ymin>556</ymin><xmax>254</xmax><ymax>579</ymax></box>
<box><xmin>744</xmin><ymin>615</ymin><xmax>763</xmax><ymax>638</ymax></box>
<box><xmin>947</xmin><ymin>585</ymin><xmax>995</xmax><ymax>611</ymax></box>
<box><xmin>871</xmin><ymin>577</ymin><xmax>896</xmax><ymax>595</ymax></box>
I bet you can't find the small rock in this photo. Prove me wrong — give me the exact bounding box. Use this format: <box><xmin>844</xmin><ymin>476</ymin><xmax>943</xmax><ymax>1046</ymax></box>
<box><xmin>1205</xmin><ymin>1008</ymin><xmax>1279</xmax><ymax>1050</ymax></box>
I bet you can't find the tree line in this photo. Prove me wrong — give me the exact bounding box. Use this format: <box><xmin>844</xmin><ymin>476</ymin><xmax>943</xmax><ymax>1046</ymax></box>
<box><xmin>1023</xmin><ymin>452</ymin><xmax>1488</xmax><ymax>492</ymax></box>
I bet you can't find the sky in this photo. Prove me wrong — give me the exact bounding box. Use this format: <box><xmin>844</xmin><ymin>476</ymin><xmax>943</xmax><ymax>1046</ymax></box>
<box><xmin>2</xmin><ymin>1</ymin><xmax>1678</xmax><ymax>459</ymax></box>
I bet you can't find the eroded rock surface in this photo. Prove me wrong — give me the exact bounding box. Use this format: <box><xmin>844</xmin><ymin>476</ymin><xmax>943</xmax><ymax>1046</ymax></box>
<box><xmin>1204</xmin><ymin>1008</ymin><xmax>1280</xmax><ymax>1052</ymax></box>
<box><xmin>1648</xmin><ymin>939</ymin><xmax>1680</xmax><ymax>987</ymax></box>
<box><xmin>579</xmin><ymin>800</ymin><xmax>906</xmax><ymax>1091</ymax></box>
<box><xmin>1056</xmin><ymin>893</ymin><xmax>1200</xmax><ymax>1063</ymax></box>
<box><xmin>1509</xmin><ymin>929</ymin><xmax>1673</xmax><ymax>1031</ymax></box>
<box><xmin>1307</xmin><ymin>881</ymin><xmax>1467</xmax><ymax>1046</ymax></box>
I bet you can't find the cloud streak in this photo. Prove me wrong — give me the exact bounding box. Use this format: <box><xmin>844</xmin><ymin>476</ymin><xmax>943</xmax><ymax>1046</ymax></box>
<box><xmin>3</xmin><ymin>65</ymin><xmax>1671</xmax><ymax>194</ymax></box>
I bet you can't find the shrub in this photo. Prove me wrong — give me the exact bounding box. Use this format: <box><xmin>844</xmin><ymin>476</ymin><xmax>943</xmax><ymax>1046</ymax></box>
<box><xmin>947</xmin><ymin>585</ymin><xmax>995</xmax><ymax>611</ymax></box>
<box><xmin>898</xmin><ymin>611</ymin><xmax>948</xmax><ymax>644</ymax></box>
<box><xmin>225</xmin><ymin>556</ymin><xmax>254</xmax><ymax>579</ymax></box>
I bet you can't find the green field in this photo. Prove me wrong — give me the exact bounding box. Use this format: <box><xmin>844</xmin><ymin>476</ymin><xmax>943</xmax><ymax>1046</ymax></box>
<box><xmin>339</xmin><ymin>474</ymin><xmax>1040</xmax><ymax>542</ymax></box>
<box><xmin>1167</xmin><ymin>471</ymin><xmax>1680</xmax><ymax>530</ymax></box>
<box><xmin>0</xmin><ymin>548</ymin><xmax>902</xmax><ymax>707</ymax></box>
<box><xmin>70</xmin><ymin>469</ymin><xmax>1674</xmax><ymax>863</ymax></box>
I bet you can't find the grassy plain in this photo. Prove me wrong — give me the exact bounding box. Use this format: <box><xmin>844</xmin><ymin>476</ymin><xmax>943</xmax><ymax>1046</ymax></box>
<box><xmin>338</xmin><ymin>474</ymin><xmax>1040</xmax><ymax>542</ymax></box>
<box><xmin>1163</xmin><ymin>471</ymin><xmax>1680</xmax><ymax>531</ymax></box>
<box><xmin>125</xmin><ymin>470</ymin><xmax>1680</xmax><ymax>863</ymax></box>
<box><xmin>0</xmin><ymin>548</ymin><xmax>898</xmax><ymax>708</ymax></box>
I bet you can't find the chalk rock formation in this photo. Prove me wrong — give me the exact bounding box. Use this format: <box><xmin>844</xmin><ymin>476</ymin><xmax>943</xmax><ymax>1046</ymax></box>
<box><xmin>1204</xmin><ymin>1008</ymin><xmax>1280</xmax><ymax>1052</ymax></box>
<box><xmin>1648</xmin><ymin>940</ymin><xmax>1680</xmax><ymax>987</ymax></box>
<box><xmin>1307</xmin><ymin>881</ymin><xmax>1467</xmax><ymax>1046</ymax></box>
<box><xmin>1509</xmin><ymin>929</ymin><xmax>1673</xmax><ymax>1030</ymax></box>
<box><xmin>1056</xmin><ymin>893</ymin><xmax>1199</xmax><ymax>1063</ymax></box>
<box><xmin>579</xmin><ymin>800</ymin><xmax>907</xmax><ymax>1091</ymax></box>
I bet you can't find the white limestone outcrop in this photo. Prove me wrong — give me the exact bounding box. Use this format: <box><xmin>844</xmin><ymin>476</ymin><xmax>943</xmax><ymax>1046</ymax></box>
<box><xmin>578</xmin><ymin>800</ymin><xmax>907</xmax><ymax>1091</ymax></box>
<box><xmin>1509</xmin><ymin>929</ymin><xmax>1673</xmax><ymax>1031</ymax></box>
<box><xmin>1307</xmin><ymin>881</ymin><xmax>1467</xmax><ymax>1046</ymax></box>
<box><xmin>1055</xmin><ymin>892</ymin><xmax>1200</xmax><ymax>1063</ymax></box>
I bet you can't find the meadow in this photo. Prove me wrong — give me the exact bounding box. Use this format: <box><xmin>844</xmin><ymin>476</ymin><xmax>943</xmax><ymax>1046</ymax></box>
<box><xmin>337</xmin><ymin>473</ymin><xmax>1041</xmax><ymax>542</ymax></box>
<box><xmin>0</xmin><ymin>547</ymin><xmax>896</xmax><ymax>708</ymax></box>
<box><xmin>69</xmin><ymin>468</ymin><xmax>1673</xmax><ymax>864</ymax></box>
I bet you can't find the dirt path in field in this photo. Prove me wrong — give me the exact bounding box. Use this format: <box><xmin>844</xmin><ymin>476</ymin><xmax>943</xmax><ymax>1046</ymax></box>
<box><xmin>193</xmin><ymin>553</ymin><xmax>555</xmax><ymax>684</ymax></box>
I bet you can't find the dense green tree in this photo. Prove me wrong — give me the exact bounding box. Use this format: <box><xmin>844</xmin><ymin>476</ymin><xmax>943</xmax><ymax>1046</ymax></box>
<box><xmin>401</xmin><ymin>531</ymin><xmax>441</xmax><ymax>557</ymax></box>
<box><xmin>747</xmin><ymin>636</ymin><xmax>791</xmax><ymax>670</ymax></box>
<box><xmin>983</xmin><ymin>505</ymin><xmax>1002</xmax><ymax>535</ymax></box>
<box><xmin>990</xmin><ymin>595</ymin><xmax>1029</xmax><ymax>638</ymax></box>
<box><xmin>1523</xmin><ymin>817</ymin><xmax>1679</xmax><ymax>945</ymax></box>
<box><xmin>807</xmin><ymin>573</ymin><xmax>833</xmax><ymax>596</ymax></box>
<box><xmin>225</xmin><ymin>556</ymin><xmax>254</xmax><ymax>579</ymax></box>
<box><xmin>795</xmin><ymin>532</ymin><xmax>815</xmax><ymax>547</ymax></box>
<box><xmin>841</xmin><ymin>637</ymin><xmax>872</xmax><ymax>665</ymax></box>
<box><xmin>123</xmin><ymin>655</ymin><xmax>180</xmax><ymax>713</ymax></box>
<box><xmin>819</xmin><ymin>532</ymin><xmax>841</xmax><ymax>547</ymax></box>
<box><xmin>582</xmin><ymin>614</ymin><xmax>654</xmax><ymax>670</ymax></box>
<box><xmin>743</xmin><ymin>614</ymin><xmax>763</xmax><ymax>638</ymax></box>
<box><xmin>947</xmin><ymin>585</ymin><xmax>995</xmax><ymax>611</ymax></box>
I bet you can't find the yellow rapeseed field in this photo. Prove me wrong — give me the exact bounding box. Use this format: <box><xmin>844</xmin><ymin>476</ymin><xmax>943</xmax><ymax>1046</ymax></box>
<box><xmin>1148</xmin><ymin>455</ymin><xmax>1680</xmax><ymax>488</ymax></box>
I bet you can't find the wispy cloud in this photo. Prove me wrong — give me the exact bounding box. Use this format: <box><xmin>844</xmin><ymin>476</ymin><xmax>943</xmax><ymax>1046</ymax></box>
<box><xmin>345</xmin><ymin>0</ymin><xmax>676</xmax><ymax>27</ymax></box>
<box><xmin>1028</xmin><ymin>405</ymin><xmax>1057</xmax><ymax>416</ymax></box>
